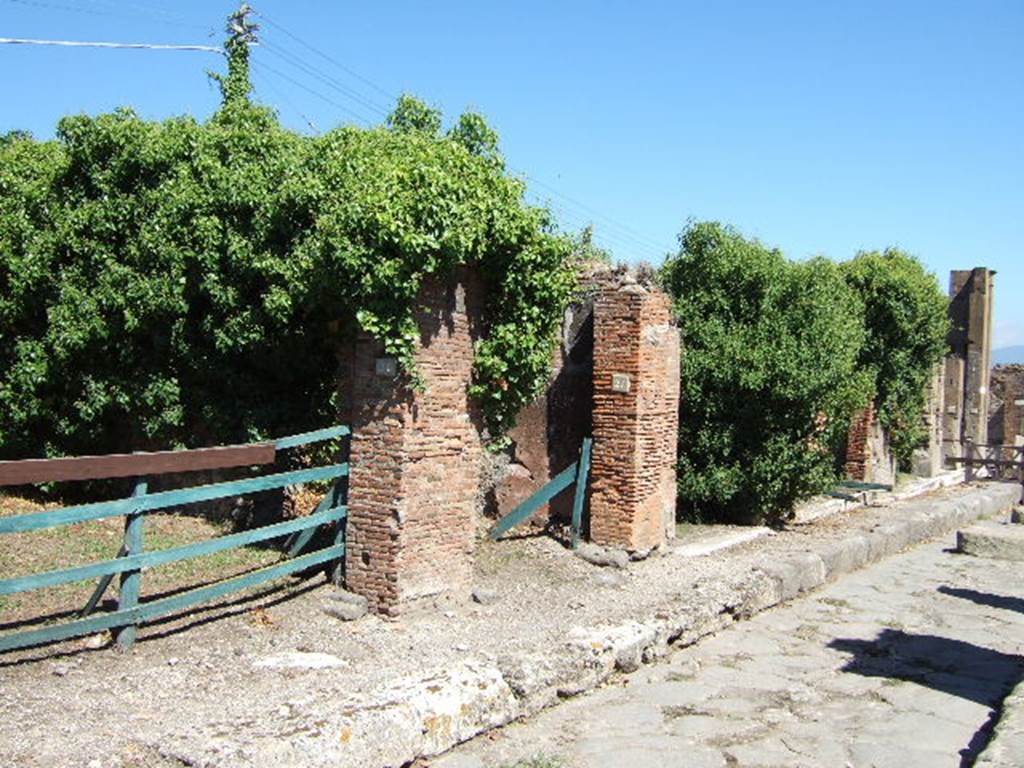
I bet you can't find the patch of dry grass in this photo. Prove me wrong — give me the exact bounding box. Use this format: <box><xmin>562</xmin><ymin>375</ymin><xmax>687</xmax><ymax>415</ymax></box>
<box><xmin>0</xmin><ymin>492</ymin><xmax>283</xmax><ymax>626</ymax></box>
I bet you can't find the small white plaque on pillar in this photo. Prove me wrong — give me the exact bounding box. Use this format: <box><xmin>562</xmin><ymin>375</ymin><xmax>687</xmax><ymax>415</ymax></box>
<box><xmin>1015</xmin><ymin>400</ymin><xmax>1024</xmax><ymax>407</ymax></box>
<box><xmin>375</xmin><ymin>357</ymin><xmax>398</xmax><ymax>377</ymax></box>
<box><xmin>611</xmin><ymin>373</ymin><xmax>632</xmax><ymax>393</ymax></box>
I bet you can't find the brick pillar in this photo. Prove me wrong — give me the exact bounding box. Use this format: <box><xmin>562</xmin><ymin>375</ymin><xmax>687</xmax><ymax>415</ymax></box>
<box><xmin>845</xmin><ymin>402</ymin><xmax>896</xmax><ymax>485</ymax></box>
<box><xmin>589</xmin><ymin>280</ymin><xmax>680</xmax><ymax>552</ymax></box>
<box><xmin>944</xmin><ymin>268</ymin><xmax>995</xmax><ymax>459</ymax></box>
<box><xmin>845</xmin><ymin>404</ymin><xmax>875</xmax><ymax>481</ymax></box>
<box><xmin>344</xmin><ymin>270</ymin><xmax>483</xmax><ymax>616</ymax></box>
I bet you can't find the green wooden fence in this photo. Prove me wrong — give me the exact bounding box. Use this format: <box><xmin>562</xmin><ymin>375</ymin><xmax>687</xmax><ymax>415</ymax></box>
<box><xmin>490</xmin><ymin>437</ymin><xmax>592</xmax><ymax>546</ymax></box>
<box><xmin>0</xmin><ymin>425</ymin><xmax>349</xmax><ymax>653</ymax></box>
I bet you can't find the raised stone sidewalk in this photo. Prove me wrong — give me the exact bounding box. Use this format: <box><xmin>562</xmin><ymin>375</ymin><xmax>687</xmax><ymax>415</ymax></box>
<box><xmin>977</xmin><ymin>680</ymin><xmax>1024</xmax><ymax>767</ymax></box>
<box><xmin>319</xmin><ymin>483</ymin><xmax>1019</xmax><ymax>768</ymax></box>
<box><xmin>1</xmin><ymin>482</ymin><xmax>1017</xmax><ymax>768</ymax></box>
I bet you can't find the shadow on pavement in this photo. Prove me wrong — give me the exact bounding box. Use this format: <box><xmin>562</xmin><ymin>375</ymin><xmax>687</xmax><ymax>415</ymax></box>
<box><xmin>938</xmin><ymin>585</ymin><xmax>1024</xmax><ymax>615</ymax></box>
<box><xmin>829</xmin><ymin>628</ymin><xmax>1024</xmax><ymax>767</ymax></box>
<box><xmin>829</xmin><ymin>629</ymin><xmax>1023</xmax><ymax>707</ymax></box>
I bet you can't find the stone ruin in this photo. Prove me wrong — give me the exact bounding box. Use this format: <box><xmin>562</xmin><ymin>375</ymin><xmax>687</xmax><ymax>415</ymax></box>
<box><xmin>332</xmin><ymin>260</ymin><xmax>998</xmax><ymax>616</ymax></box>
<box><xmin>845</xmin><ymin>267</ymin><xmax>997</xmax><ymax>482</ymax></box>
<box><xmin>989</xmin><ymin>365</ymin><xmax>1024</xmax><ymax>448</ymax></box>
<box><xmin>335</xmin><ymin>264</ymin><xmax>680</xmax><ymax>616</ymax></box>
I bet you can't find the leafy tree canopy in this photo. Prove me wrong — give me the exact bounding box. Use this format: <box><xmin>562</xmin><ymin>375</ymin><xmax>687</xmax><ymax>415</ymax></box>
<box><xmin>0</xmin><ymin>36</ymin><xmax>577</xmax><ymax>459</ymax></box>
<box><xmin>841</xmin><ymin>249</ymin><xmax>949</xmax><ymax>466</ymax></box>
<box><xmin>661</xmin><ymin>222</ymin><xmax>871</xmax><ymax>525</ymax></box>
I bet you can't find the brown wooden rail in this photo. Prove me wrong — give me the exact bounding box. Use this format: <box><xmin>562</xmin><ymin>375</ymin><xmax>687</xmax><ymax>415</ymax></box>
<box><xmin>0</xmin><ymin>443</ymin><xmax>276</xmax><ymax>486</ymax></box>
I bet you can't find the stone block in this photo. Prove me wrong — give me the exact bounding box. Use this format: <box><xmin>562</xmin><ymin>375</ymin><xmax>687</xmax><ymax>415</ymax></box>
<box><xmin>575</xmin><ymin>542</ymin><xmax>629</xmax><ymax>569</ymax></box>
<box><xmin>957</xmin><ymin>523</ymin><xmax>1024</xmax><ymax>561</ymax></box>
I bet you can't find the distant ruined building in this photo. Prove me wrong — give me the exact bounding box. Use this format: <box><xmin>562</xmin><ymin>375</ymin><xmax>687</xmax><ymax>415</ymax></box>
<box><xmin>988</xmin><ymin>364</ymin><xmax>1024</xmax><ymax>448</ymax></box>
<box><xmin>845</xmin><ymin>267</ymin><xmax>998</xmax><ymax>483</ymax></box>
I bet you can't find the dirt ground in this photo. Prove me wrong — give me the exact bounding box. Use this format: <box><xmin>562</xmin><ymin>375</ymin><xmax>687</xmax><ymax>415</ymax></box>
<box><xmin>0</xmin><ymin>482</ymin><xmax>1000</xmax><ymax>768</ymax></box>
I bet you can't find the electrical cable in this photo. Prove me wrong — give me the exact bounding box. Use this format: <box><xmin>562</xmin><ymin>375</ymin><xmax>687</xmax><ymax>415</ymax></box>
<box><xmin>0</xmin><ymin>36</ymin><xmax>222</xmax><ymax>54</ymax></box>
<box><xmin>1</xmin><ymin>0</ymin><xmax>213</xmax><ymax>31</ymax></box>
<box><xmin>249</xmin><ymin>11</ymin><xmax>674</xmax><ymax>257</ymax></box>
<box><xmin>253</xmin><ymin>10</ymin><xmax>397</xmax><ymax>102</ymax></box>
<box><xmin>257</xmin><ymin>40</ymin><xmax>390</xmax><ymax>118</ymax></box>
<box><xmin>250</xmin><ymin>59</ymin><xmax>373</xmax><ymax>127</ymax></box>
<box><xmin>251</xmin><ymin>71</ymin><xmax>319</xmax><ymax>134</ymax></box>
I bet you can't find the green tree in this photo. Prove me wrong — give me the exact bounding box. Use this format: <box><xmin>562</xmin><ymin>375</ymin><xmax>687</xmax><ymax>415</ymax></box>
<box><xmin>0</xmin><ymin>25</ymin><xmax>577</xmax><ymax>461</ymax></box>
<box><xmin>841</xmin><ymin>249</ymin><xmax>949</xmax><ymax>467</ymax></box>
<box><xmin>660</xmin><ymin>222</ymin><xmax>869</xmax><ymax>525</ymax></box>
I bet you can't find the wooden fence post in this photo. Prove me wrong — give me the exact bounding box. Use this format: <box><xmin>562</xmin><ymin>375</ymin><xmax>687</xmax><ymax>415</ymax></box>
<box><xmin>116</xmin><ymin>478</ymin><xmax>148</xmax><ymax>649</ymax></box>
<box><xmin>571</xmin><ymin>438</ymin><xmax>593</xmax><ymax>550</ymax></box>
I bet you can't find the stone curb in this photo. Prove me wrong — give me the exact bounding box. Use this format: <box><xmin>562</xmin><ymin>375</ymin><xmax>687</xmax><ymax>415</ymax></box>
<box><xmin>976</xmin><ymin>678</ymin><xmax>1024</xmax><ymax>767</ymax></box>
<box><xmin>164</xmin><ymin>483</ymin><xmax>1020</xmax><ymax>768</ymax></box>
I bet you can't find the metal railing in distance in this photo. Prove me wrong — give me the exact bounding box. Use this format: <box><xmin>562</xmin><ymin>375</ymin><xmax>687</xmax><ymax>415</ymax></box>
<box><xmin>0</xmin><ymin>425</ymin><xmax>349</xmax><ymax>653</ymax></box>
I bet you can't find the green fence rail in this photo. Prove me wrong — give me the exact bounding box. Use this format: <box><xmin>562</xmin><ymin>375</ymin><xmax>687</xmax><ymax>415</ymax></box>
<box><xmin>0</xmin><ymin>425</ymin><xmax>349</xmax><ymax>653</ymax></box>
<box><xmin>490</xmin><ymin>437</ymin><xmax>592</xmax><ymax>547</ymax></box>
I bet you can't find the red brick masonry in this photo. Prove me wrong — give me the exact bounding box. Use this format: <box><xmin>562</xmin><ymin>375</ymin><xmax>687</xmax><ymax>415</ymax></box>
<box><xmin>589</xmin><ymin>282</ymin><xmax>680</xmax><ymax>552</ymax></box>
<box><xmin>845</xmin><ymin>403</ymin><xmax>876</xmax><ymax>482</ymax></box>
<box><xmin>344</xmin><ymin>272</ymin><xmax>484</xmax><ymax>616</ymax></box>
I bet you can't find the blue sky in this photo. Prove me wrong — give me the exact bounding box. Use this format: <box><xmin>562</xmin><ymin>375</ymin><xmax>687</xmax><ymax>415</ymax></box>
<box><xmin>3</xmin><ymin>1</ymin><xmax>1022</xmax><ymax>347</ymax></box>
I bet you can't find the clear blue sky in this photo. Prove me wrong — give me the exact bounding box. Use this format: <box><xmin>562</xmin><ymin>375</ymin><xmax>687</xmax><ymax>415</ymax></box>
<box><xmin>3</xmin><ymin>1</ymin><xmax>1022</xmax><ymax>347</ymax></box>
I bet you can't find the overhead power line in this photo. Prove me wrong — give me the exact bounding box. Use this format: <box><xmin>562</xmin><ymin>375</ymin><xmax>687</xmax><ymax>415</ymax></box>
<box><xmin>248</xmin><ymin>16</ymin><xmax>673</xmax><ymax>258</ymax></box>
<box><xmin>251</xmin><ymin>60</ymin><xmax>374</xmax><ymax>127</ymax></box>
<box><xmin>1</xmin><ymin>0</ymin><xmax>214</xmax><ymax>31</ymax></box>
<box><xmin>257</xmin><ymin>40</ymin><xmax>390</xmax><ymax>118</ymax></box>
<box><xmin>1</xmin><ymin>0</ymin><xmax>671</xmax><ymax>258</ymax></box>
<box><xmin>253</xmin><ymin>9</ymin><xmax>396</xmax><ymax>102</ymax></box>
<box><xmin>0</xmin><ymin>37</ymin><xmax>223</xmax><ymax>54</ymax></box>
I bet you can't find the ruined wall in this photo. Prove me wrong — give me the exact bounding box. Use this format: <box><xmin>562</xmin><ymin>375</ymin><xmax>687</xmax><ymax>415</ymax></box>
<box><xmin>845</xmin><ymin>403</ymin><xmax>896</xmax><ymax>485</ymax></box>
<box><xmin>489</xmin><ymin>268</ymin><xmax>616</xmax><ymax>528</ymax></box>
<box><xmin>589</xmin><ymin>278</ymin><xmax>680</xmax><ymax>551</ymax></box>
<box><xmin>344</xmin><ymin>270</ymin><xmax>484</xmax><ymax>616</ymax></box>
<box><xmin>944</xmin><ymin>268</ymin><xmax>995</xmax><ymax>458</ymax></box>
<box><xmin>989</xmin><ymin>365</ymin><xmax>1024</xmax><ymax>447</ymax></box>
<box><xmin>911</xmin><ymin>365</ymin><xmax>946</xmax><ymax>477</ymax></box>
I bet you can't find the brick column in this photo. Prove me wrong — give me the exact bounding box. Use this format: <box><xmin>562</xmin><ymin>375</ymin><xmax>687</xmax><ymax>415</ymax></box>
<box><xmin>589</xmin><ymin>280</ymin><xmax>680</xmax><ymax>552</ymax></box>
<box><xmin>344</xmin><ymin>270</ymin><xmax>483</xmax><ymax>616</ymax></box>
<box><xmin>845</xmin><ymin>404</ymin><xmax>875</xmax><ymax>481</ymax></box>
<box><xmin>845</xmin><ymin>402</ymin><xmax>895</xmax><ymax>485</ymax></box>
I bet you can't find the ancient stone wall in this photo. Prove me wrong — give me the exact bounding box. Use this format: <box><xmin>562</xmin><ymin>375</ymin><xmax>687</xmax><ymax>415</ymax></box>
<box><xmin>912</xmin><ymin>365</ymin><xmax>946</xmax><ymax>477</ymax></box>
<box><xmin>343</xmin><ymin>270</ymin><xmax>484</xmax><ymax>616</ymax></box>
<box><xmin>489</xmin><ymin>288</ymin><xmax>597</xmax><ymax>528</ymax></box>
<box><xmin>989</xmin><ymin>365</ymin><xmax>1024</xmax><ymax>447</ymax></box>
<box><xmin>944</xmin><ymin>268</ymin><xmax>995</xmax><ymax>458</ymax></box>
<box><xmin>589</xmin><ymin>279</ymin><xmax>680</xmax><ymax>551</ymax></box>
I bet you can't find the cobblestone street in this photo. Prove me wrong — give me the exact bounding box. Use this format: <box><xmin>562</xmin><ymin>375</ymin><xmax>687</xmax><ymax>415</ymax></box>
<box><xmin>432</xmin><ymin>535</ymin><xmax>1024</xmax><ymax>768</ymax></box>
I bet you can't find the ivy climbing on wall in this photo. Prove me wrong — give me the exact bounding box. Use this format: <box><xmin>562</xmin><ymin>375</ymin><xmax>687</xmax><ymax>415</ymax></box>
<box><xmin>0</xmin><ymin>16</ymin><xmax>578</xmax><ymax>460</ymax></box>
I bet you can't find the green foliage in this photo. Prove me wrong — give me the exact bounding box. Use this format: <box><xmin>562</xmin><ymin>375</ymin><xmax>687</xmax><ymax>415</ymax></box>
<box><xmin>447</xmin><ymin>111</ymin><xmax>501</xmax><ymax>164</ymax></box>
<box><xmin>661</xmin><ymin>222</ymin><xmax>870</xmax><ymax>525</ymax></box>
<box><xmin>572</xmin><ymin>225</ymin><xmax>612</xmax><ymax>264</ymax></box>
<box><xmin>841</xmin><ymin>249</ymin><xmax>949</xmax><ymax>467</ymax></box>
<box><xmin>0</xmin><ymin>46</ymin><xmax>577</xmax><ymax>460</ymax></box>
<box><xmin>387</xmin><ymin>94</ymin><xmax>443</xmax><ymax>135</ymax></box>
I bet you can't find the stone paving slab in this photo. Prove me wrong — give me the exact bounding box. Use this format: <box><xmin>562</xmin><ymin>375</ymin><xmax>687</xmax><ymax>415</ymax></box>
<box><xmin>431</xmin><ymin>534</ymin><xmax>1024</xmax><ymax>768</ymax></box>
<box><xmin>957</xmin><ymin>521</ymin><xmax>1024</xmax><ymax>561</ymax></box>
<box><xmin>977</xmin><ymin>679</ymin><xmax>1024</xmax><ymax>767</ymax></box>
